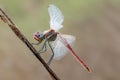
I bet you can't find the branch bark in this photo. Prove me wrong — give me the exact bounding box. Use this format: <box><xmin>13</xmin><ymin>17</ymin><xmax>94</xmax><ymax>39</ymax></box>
<box><xmin>0</xmin><ymin>8</ymin><xmax>60</xmax><ymax>80</ymax></box>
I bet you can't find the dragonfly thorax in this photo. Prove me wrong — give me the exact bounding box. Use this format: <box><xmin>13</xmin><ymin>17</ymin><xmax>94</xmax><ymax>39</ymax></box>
<box><xmin>44</xmin><ymin>29</ymin><xmax>58</xmax><ymax>41</ymax></box>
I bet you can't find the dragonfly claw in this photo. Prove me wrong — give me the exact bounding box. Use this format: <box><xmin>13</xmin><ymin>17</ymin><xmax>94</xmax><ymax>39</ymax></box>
<box><xmin>31</xmin><ymin>42</ymin><xmax>40</xmax><ymax>45</ymax></box>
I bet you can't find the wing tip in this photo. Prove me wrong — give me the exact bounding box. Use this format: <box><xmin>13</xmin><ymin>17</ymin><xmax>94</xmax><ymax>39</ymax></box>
<box><xmin>49</xmin><ymin>4</ymin><xmax>56</xmax><ymax>9</ymax></box>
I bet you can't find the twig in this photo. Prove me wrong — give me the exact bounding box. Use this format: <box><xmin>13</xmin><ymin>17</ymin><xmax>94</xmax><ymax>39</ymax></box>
<box><xmin>0</xmin><ymin>8</ymin><xmax>60</xmax><ymax>80</ymax></box>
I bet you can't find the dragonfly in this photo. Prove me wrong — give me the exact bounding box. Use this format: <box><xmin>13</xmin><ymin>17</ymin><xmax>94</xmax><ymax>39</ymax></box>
<box><xmin>33</xmin><ymin>4</ymin><xmax>91</xmax><ymax>72</ymax></box>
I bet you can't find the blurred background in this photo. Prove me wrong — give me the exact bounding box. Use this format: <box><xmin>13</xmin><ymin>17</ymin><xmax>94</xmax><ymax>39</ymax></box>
<box><xmin>0</xmin><ymin>0</ymin><xmax>120</xmax><ymax>80</ymax></box>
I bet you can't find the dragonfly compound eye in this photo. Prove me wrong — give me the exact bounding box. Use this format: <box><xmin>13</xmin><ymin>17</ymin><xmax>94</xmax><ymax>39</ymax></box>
<box><xmin>39</xmin><ymin>34</ymin><xmax>44</xmax><ymax>38</ymax></box>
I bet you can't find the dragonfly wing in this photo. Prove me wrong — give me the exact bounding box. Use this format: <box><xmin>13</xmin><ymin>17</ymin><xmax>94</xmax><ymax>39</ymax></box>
<box><xmin>48</xmin><ymin>4</ymin><xmax>64</xmax><ymax>31</ymax></box>
<box><xmin>51</xmin><ymin>34</ymin><xmax>75</xmax><ymax>60</ymax></box>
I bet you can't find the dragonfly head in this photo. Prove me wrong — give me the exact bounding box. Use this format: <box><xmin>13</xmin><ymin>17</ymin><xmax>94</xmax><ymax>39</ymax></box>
<box><xmin>33</xmin><ymin>31</ymin><xmax>44</xmax><ymax>42</ymax></box>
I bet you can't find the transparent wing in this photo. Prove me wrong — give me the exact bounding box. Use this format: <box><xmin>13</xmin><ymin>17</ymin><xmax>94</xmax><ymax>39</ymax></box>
<box><xmin>51</xmin><ymin>34</ymin><xmax>75</xmax><ymax>60</ymax></box>
<box><xmin>48</xmin><ymin>4</ymin><xmax>64</xmax><ymax>31</ymax></box>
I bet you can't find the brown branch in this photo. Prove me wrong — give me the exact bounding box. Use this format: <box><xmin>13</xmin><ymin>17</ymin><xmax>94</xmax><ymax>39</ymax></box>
<box><xmin>0</xmin><ymin>8</ymin><xmax>60</xmax><ymax>80</ymax></box>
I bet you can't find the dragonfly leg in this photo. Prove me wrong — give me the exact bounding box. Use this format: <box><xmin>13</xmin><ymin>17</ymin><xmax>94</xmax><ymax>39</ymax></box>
<box><xmin>38</xmin><ymin>38</ymin><xmax>49</xmax><ymax>54</ymax></box>
<box><xmin>39</xmin><ymin>33</ymin><xmax>54</xmax><ymax>53</ymax></box>
<box><xmin>47</xmin><ymin>41</ymin><xmax>54</xmax><ymax>65</ymax></box>
<box><xmin>32</xmin><ymin>42</ymin><xmax>47</xmax><ymax>53</ymax></box>
<box><xmin>31</xmin><ymin>42</ymin><xmax>40</xmax><ymax>45</ymax></box>
<box><xmin>38</xmin><ymin>40</ymin><xmax>47</xmax><ymax>53</ymax></box>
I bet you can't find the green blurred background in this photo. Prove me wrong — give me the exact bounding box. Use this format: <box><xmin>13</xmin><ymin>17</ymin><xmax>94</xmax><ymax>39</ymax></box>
<box><xmin>0</xmin><ymin>0</ymin><xmax>120</xmax><ymax>80</ymax></box>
